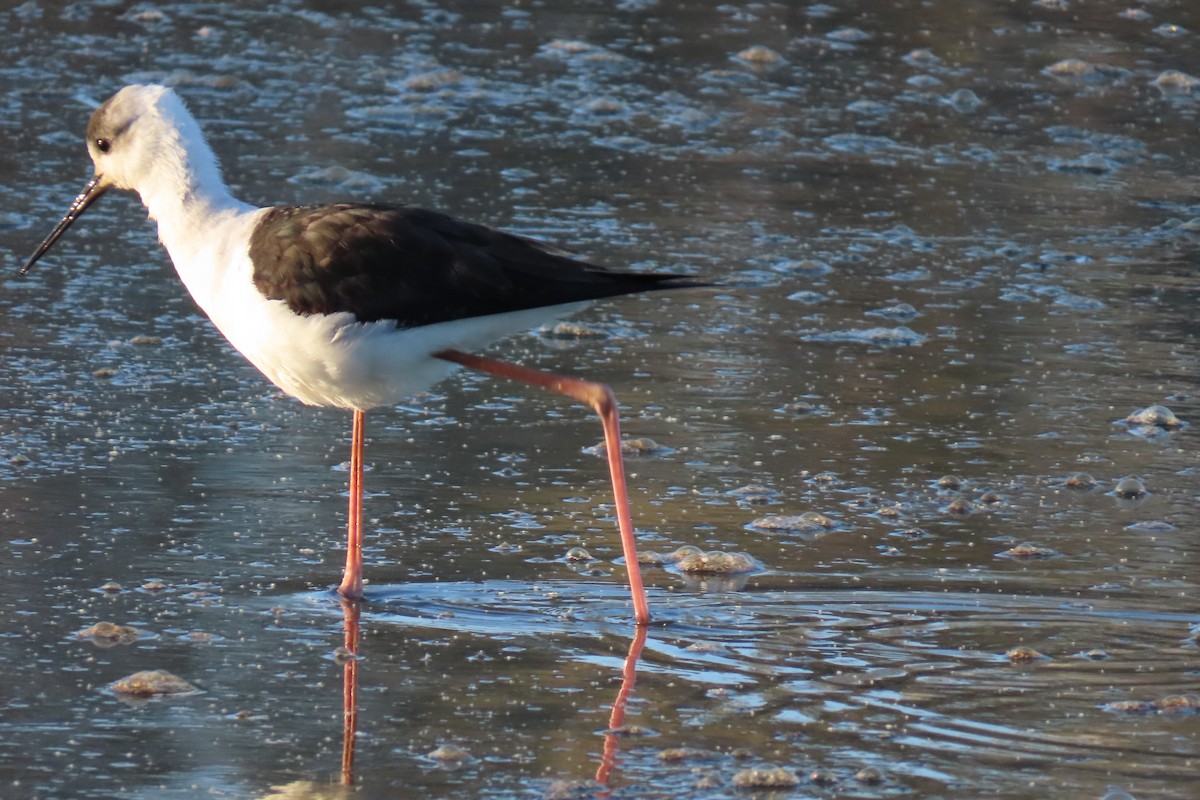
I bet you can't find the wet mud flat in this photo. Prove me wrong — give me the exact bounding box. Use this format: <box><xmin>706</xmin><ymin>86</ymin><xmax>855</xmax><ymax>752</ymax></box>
<box><xmin>1</xmin><ymin>1</ymin><xmax>1199</xmax><ymax>798</ymax></box>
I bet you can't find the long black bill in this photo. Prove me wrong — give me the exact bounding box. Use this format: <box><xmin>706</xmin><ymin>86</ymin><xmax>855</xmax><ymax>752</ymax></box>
<box><xmin>19</xmin><ymin>174</ymin><xmax>109</xmax><ymax>276</ymax></box>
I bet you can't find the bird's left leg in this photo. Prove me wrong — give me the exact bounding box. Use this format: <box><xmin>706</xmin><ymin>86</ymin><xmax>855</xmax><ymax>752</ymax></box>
<box><xmin>433</xmin><ymin>348</ymin><xmax>650</xmax><ymax>625</ymax></box>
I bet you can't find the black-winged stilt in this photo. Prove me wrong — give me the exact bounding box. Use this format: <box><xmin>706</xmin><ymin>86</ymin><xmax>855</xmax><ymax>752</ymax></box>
<box><xmin>21</xmin><ymin>84</ymin><xmax>702</xmax><ymax>625</ymax></box>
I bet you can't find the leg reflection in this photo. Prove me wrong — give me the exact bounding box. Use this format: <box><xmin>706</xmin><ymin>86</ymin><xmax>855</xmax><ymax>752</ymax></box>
<box><xmin>595</xmin><ymin>625</ymin><xmax>648</xmax><ymax>787</ymax></box>
<box><xmin>339</xmin><ymin>598</ymin><xmax>362</xmax><ymax>786</ymax></box>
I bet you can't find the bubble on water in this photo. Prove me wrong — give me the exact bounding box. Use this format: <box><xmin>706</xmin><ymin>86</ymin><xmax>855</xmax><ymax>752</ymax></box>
<box><xmin>734</xmin><ymin>45</ymin><xmax>783</xmax><ymax>65</ymax></box>
<box><xmin>288</xmin><ymin>165</ymin><xmax>387</xmax><ymax>194</ymax></box>
<box><xmin>944</xmin><ymin>88</ymin><xmax>983</xmax><ymax>112</ymax></box>
<box><xmin>1123</xmin><ymin>404</ymin><xmax>1183</xmax><ymax>429</ymax></box>
<box><xmin>826</xmin><ymin>27</ymin><xmax>871</xmax><ymax>44</ymax></box>
<box><xmin>75</xmin><ymin>622</ymin><xmax>142</xmax><ymax>646</ymax></box>
<box><xmin>854</xmin><ymin>766</ymin><xmax>884</xmax><ymax>784</ymax></box>
<box><xmin>866</xmin><ymin>303</ymin><xmax>921</xmax><ymax>321</ymax></box>
<box><xmin>1100</xmin><ymin>788</ymin><xmax>1138</xmax><ymax>800</ymax></box>
<box><xmin>902</xmin><ymin>48</ymin><xmax>941</xmax><ymax>66</ymax></box>
<box><xmin>1044</xmin><ymin>58</ymin><xmax>1096</xmax><ymax>78</ymax></box>
<box><xmin>563</xmin><ymin>546</ymin><xmax>593</xmax><ymax>562</ymax></box>
<box><xmin>1112</xmin><ymin>477</ymin><xmax>1147</xmax><ymax>499</ymax></box>
<box><xmin>1053</xmin><ymin>291</ymin><xmax>1108</xmax><ymax>309</ymax></box>
<box><xmin>732</xmin><ymin>766</ymin><xmax>801</xmax><ymax>788</ymax></box>
<box><xmin>809</xmin><ymin>768</ymin><xmax>838</xmax><ymax>786</ymax></box>
<box><xmin>749</xmin><ymin>512</ymin><xmax>834</xmax><ymax>532</ymax></box>
<box><xmin>404</xmin><ymin>70</ymin><xmax>465</xmax><ymax>91</ymax></box>
<box><xmin>426</xmin><ymin>744</ymin><xmax>471</xmax><ymax>761</ymax></box>
<box><xmin>846</xmin><ymin>99</ymin><xmax>891</xmax><ymax>117</ymax></box>
<box><xmin>1154</xmin><ymin>69</ymin><xmax>1200</xmax><ymax>94</ymax></box>
<box><xmin>774</xmin><ymin>400</ymin><xmax>823</xmax><ymax>415</ymax></box>
<box><xmin>658</xmin><ymin>747</ymin><xmax>712</xmax><ymax>762</ymax></box>
<box><xmin>773</xmin><ymin>258</ymin><xmax>832</xmax><ymax>276</ymax></box>
<box><xmin>1153</xmin><ymin>23</ymin><xmax>1189</xmax><ymax>38</ymax></box>
<box><xmin>638</xmin><ymin>545</ymin><xmax>701</xmax><ymax>565</ymax></box>
<box><xmin>936</xmin><ymin>474</ymin><xmax>963</xmax><ymax>491</ymax></box>
<box><xmin>1103</xmin><ymin>694</ymin><xmax>1200</xmax><ymax>715</ymax></box>
<box><xmin>800</xmin><ymin>326</ymin><xmax>926</xmax><ymax>347</ymax></box>
<box><xmin>1005</xmin><ymin>646</ymin><xmax>1047</xmax><ymax>663</ymax></box>
<box><xmin>907</xmin><ymin>74</ymin><xmax>942</xmax><ymax>89</ymax></box>
<box><xmin>1063</xmin><ymin>472</ymin><xmax>1096</xmax><ymax>489</ymax></box>
<box><xmin>997</xmin><ymin>543</ymin><xmax>1059</xmax><ymax>559</ymax></box>
<box><xmin>676</xmin><ymin>550</ymin><xmax>761</xmax><ymax>575</ymax></box>
<box><xmin>537</xmin><ymin>321</ymin><xmax>608</xmax><ymax>340</ymax></box>
<box><xmin>331</xmin><ymin>646</ymin><xmax>359</xmax><ymax>665</ymax></box>
<box><xmin>943</xmin><ymin>497</ymin><xmax>976</xmax><ymax>516</ymax></box>
<box><xmin>578</xmin><ymin>97</ymin><xmax>628</xmax><ymax>116</ymax></box>
<box><xmin>1125</xmin><ymin>520</ymin><xmax>1176</xmax><ymax>533</ymax></box>
<box><xmin>584</xmin><ymin>437</ymin><xmax>673</xmax><ymax>457</ymax></box>
<box><xmin>108</xmin><ymin>670</ymin><xmax>200</xmax><ymax>697</ymax></box>
<box><xmin>727</xmin><ymin>484</ymin><xmax>779</xmax><ymax>504</ymax></box>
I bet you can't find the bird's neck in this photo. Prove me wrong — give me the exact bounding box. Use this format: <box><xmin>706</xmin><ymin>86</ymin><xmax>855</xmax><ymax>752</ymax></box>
<box><xmin>136</xmin><ymin>116</ymin><xmax>253</xmax><ymax>243</ymax></box>
<box><xmin>142</xmin><ymin>160</ymin><xmax>245</xmax><ymax>235</ymax></box>
<box><xmin>138</xmin><ymin>137</ymin><xmax>258</xmax><ymax>310</ymax></box>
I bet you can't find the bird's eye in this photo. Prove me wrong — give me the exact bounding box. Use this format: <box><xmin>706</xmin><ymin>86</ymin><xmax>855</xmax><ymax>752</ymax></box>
<box><xmin>95</xmin><ymin>137</ymin><xmax>112</xmax><ymax>153</ymax></box>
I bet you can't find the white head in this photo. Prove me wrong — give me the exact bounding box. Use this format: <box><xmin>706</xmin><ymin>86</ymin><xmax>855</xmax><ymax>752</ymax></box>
<box><xmin>21</xmin><ymin>84</ymin><xmax>229</xmax><ymax>274</ymax></box>
<box><xmin>85</xmin><ymin>84</ymin><xmax>225</xmax><ymax>205</ymax></box>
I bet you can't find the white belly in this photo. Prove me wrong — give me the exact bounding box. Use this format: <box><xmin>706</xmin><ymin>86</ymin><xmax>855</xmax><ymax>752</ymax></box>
<box><xmin>220</xmin><ymin>294</ymin><xmax>584</xmax><ymax>410</ymax></box>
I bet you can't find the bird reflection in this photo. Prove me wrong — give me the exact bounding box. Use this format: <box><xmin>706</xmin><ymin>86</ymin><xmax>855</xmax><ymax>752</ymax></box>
<box><xmin>338</xmin><ymin>599</ymin><xmax>361</xmax><ymax>786</ymax></box>
<box><xmin>595</xmin><ymin>624</ymin><xmax>648</xmax><ymax>788</ymax></box>
<box><xmin>329</xmin><ymin>604</ymin><xmax>646</xmax><ymax>792</ymax></box>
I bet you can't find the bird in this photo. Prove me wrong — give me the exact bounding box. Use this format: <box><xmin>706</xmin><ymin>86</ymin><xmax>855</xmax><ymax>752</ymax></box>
<box><xmin>20</xmin><ymin>84</ymin><xmax>702</xmax><ymax>625</ymax></box>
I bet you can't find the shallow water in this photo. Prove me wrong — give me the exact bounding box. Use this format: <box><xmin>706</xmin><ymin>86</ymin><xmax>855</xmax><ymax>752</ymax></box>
<box><xmin>2</xmin><ymin>1</ymin><xmax>1199</xmax><ymax>798</ymax></box>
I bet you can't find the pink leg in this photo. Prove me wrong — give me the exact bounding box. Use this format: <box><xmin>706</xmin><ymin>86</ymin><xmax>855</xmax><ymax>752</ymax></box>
<box><xmin>338</xmin><ymin>409</ymin><xmax>366</xmax><ymax>600</ymax></box>
<box><xmin>434</xmin><ymin>348</ymin><xmax>650</xmax><ymax>625</ymax></box>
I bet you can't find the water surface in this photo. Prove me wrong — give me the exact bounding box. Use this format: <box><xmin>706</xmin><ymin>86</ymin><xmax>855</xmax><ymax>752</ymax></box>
<box><xmin>1</xmin><ymin>1</ymin><xmax>1198</xmax><ymax>798</ymax></box>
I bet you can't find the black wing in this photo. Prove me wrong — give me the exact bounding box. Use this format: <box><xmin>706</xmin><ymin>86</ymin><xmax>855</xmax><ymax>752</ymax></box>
<box><xmin>248</xmin><ymin>204</ymin><xmax>701</xmax><ymax>327</ymax></box>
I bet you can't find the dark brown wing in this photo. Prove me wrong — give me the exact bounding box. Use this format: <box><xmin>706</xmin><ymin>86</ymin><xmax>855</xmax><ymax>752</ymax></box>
<box><xmin>248</xmin><ymin>204</ymin><xmax>702</xmax><ymax>327</ymax></box>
